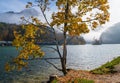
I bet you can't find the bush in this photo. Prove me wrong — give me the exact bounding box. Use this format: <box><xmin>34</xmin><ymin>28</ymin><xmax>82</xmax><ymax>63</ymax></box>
<box><xmin>91</xmin><ymin>56</ymin><xmax>120</xmax><ymax>74</ymax></box>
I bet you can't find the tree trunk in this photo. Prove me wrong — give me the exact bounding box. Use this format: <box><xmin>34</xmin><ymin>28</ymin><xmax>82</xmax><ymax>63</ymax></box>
<box><xmin>61</xmin><ymin>0</ymin><xmax>69</xmax><ymax>75</ymax></box>
<box><xmin>61</xmin><ymin>57</ymin><xmax>67</xmax><ymax>75</ymax></box>
<box><xmin>61</xmin><ymin>31</ymin><xmax>67</xmax><ymax>75</ymax></box>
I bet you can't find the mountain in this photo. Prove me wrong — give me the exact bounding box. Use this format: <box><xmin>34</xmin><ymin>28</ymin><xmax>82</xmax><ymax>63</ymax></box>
<box><xmin>0</xmin><ymin>8</ymin><xmax>39</xmax><ymax>24</ymax></box>
<box><xmin>100</xmin><ymin>22</ymin><xmax>120</xmax><ymax>44</ymax></box>
<box><xmin>56</xmin><ymin>33</ymin><xmax>86</xmax><ymax>45</ymax></box>
<box><xmin>0</xmin><ymin>8</ymin><xmax>86</xmax><ymax>45</ymax></box>
<box><xmin>20</xmin><ymin>8</ymin><xmax>39</xmax><ymax>16</ymax></box>
<box><xmin>0</xmin><ymin>22</ymin><xmax>86</xmax><ymax>45</ymax></box>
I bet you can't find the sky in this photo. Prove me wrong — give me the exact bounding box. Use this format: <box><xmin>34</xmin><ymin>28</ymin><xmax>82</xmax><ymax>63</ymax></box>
<box><xmin>0</xmin><ymin>0</ymin><xmax>120</xmax><ymax>24</ymax></box>
<box><xmin>0</xmin><ymin>0</ymin><xmax>120</xmax><ymax>42</ymax></box>
<box><xmin>0</xmin><ymin>0</ymin><xmax>120</xmax><ymax>25</ymax></box>
<box><xmin>0</xmin><ymin>0</ymin><xmax>40</xmax><ymax>13</ymax></box>
<box><xmin>0</xmin><ymin>0</ymin><xmax>56</xmax><ymax>13</ymax></box>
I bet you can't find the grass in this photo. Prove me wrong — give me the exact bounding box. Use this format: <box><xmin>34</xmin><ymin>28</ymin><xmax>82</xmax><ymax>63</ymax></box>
<box><xmin>91</xmin><ymin>56</ymin><xmax>120</xmax><ymax>74</ymax></box>
<box><xmin>51</xmin><ymin>79</ymin><xmax>58</xmax><ymax>83</ymax></box>
<box><xmin>71</xmin><ymin>78</ymin><xmax>94</xmax><ymax>83</ymax></box>
<box><xmin>51</xmin><ymin>78</ymin><xmax>94</xmax><ymax>83</ymax></box>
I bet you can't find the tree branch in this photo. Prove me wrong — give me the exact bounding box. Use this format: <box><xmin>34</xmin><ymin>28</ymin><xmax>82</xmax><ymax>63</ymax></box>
<box><xmin>82</xmin><ymin>18</ymin><xmax>97</xmax><ymax>23</ymax></box>
<box><xmin>66</xmin><ymin>36</ymin><xmax>75</xmax><ymax>45</ymax></box>
<box><xmin>22</xmin><ymin>57</ymin><xmax>61</xmax><ymax>60</ymax></box>
<box><xmin>21</xmin><ymin>18</ymin><xmax>54</xmax><ymax>33</ymax></box>
<box><xmin>39</xmin><ymin>5</ymin><xmax>62</xmax><ymax>59</ymax></box>
<box><xmin>46</xmin><ymin>46</ymin><xmax>59</xmax><ymax>52</ymax></box>
<box><xmin>44</xmin><ymin>59</ymin><xmax>62</xmax><ymax>71</ymax></box>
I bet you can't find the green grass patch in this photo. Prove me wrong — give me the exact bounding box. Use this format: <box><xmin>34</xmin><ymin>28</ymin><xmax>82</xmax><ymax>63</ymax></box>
<box><xmin>71</xmin><ymin>78</ymin><xmax>94</xmax><ymax>83</ymax></box>
<box><xmin>51</xmin><ymin>79</ymin><xmax>58</xmax><ymax>83</ymax></box>
<box><xmin>91</xmin><ymin>56</ymin><xmax>120</xmax><ymax>74</ymax></box>
<box><xmin>51</xmin><ymin>78</ymin><xmax>94</xmax><ymax>83</ymax></box>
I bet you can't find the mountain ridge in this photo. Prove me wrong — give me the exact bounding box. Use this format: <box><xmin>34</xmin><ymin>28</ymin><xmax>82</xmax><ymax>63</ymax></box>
<box><xmin>0</xmin><ymin>22</ymin><xmax>86</xmax><ymax>45</ymax></box>
<box><xmin>0</xmin><ymin>8</ymin><xmax>40</xmax><ymax>24</ymax></box>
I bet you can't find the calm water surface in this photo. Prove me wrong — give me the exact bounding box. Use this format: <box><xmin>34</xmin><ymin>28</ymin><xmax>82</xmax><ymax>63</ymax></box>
<box><xmin>0</xmin><ymin>44</ymin><xmax>120</xmax><ymax>82</ymax></box>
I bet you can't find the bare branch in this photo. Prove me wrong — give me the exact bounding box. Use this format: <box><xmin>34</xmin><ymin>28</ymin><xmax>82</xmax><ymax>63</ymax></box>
<box><xmin>44</xmin><ymin>59</ymin><xmax>62</xmax><ymax>71</ymax></box>
<box><xmin>82</xmin><ymin>18</ymin><xmax>97</xmax><ymax>23</ymax></box>
<box><xmin>66</xmin><ymin>36</ymin><xmax>75</xmax><ymax>44</ymax></box>
<box><xmin>40</xmin><ymin>57</ymin><xmax>61</xmax><ymax>60</ymax></box>
<box><xmin>46</xmin><ymin>46</ymin><xmax>58</xmax><ymax>52</ymax></box>
<box><xmin>21</xmin><ymin>57</ymin><xmax>61</xmax><ymax>61</ymax></box>
<box><xmin>39</xmin><ymin>4</ymin><xmax>62</xmax><ymax>58</ymax></box>
<box><xmin>39</xmin><ymin>6</ymin><xmax>51</xmax><ymax>27</ymax></box>
<box><xmin>21</xmin><ymin>17</ymin><xmax>54</xmax><ymax>33</ymax></box>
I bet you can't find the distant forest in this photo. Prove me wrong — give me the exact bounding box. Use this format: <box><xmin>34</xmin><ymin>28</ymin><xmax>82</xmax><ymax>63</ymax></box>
<box><xmin>0</xmin><ymin>22</ymin><xmax>53</xmax><ymax>42</ymax></box>
<box><xmin>0</xmin><ymin>22</ymin><xmax>86</xmax><ymax>44</ymax></box>
<box><xmin>0</xmin><ymin>22</ymin><xmax>21</xmax><ymax>41</ymax></box>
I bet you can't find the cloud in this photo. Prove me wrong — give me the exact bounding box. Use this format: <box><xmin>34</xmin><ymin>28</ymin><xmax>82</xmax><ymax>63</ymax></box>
<box><xmin>0</xmin><ymin>8</ymin><xmax>40</xmax><ymax>24</ymax></box>
<box><xmin>105</xmin><ymin>0</ymin><xmax>120</xmax><ymax>27</ymax></box>
<box><xmin>101</xmin><ymin>22</ymin><xmax>120</xmax><ymax>44</ymax></box>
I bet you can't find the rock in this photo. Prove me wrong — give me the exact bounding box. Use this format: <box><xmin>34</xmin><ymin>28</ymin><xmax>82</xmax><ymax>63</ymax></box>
<box><xmin>114</xmin><ymin>64</ymin><xmax>120</xmax><ymax>72</ymax></box>
<box><xmin>47</xmin><ymin>75</ymin><xmax>58</xmax><ymax>83</ymax></box>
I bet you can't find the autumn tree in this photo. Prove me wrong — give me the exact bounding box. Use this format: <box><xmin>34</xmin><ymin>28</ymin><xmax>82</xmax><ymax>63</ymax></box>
<box><xmin>6</xmin><ymin>0</ymin><xmax>109</xmax><ymax>75</ymax></box>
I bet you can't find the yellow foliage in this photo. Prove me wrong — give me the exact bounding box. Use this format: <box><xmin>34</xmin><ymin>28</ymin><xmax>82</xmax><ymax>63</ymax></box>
<box><xmin>6</xmin><ymin>23</ymin><xmax>45</xmax><ymax>71</ymax></box>
<box><xmin>92</xmin><ymin>21</ymin><xmax>98</xmax><ymax>29</ymax></box>
<box><xmin>51</xmin><ymin>0</ymin><xmax>110</xmax><ymax>36</ymax></box>
<box><xmin>5</xmin><ymin>63</ymin><xmax>11</xmax><ymax>72</ymax></box>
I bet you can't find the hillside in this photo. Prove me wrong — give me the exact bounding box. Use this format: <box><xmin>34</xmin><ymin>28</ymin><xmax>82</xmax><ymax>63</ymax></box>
<box><xmin>0</xmin><ymin>22</ymin><xmax>86</xmax><ymax>45</ymax></box>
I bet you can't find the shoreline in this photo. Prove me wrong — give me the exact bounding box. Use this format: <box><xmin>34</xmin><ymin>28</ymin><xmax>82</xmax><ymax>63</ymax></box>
<box><xmin>53</xmin><ymin>57</ymin><xmax>120</xmax><ymax>82</ymax></box>
<box><xmin>56</xmin><ymin>69</ymin><xmax>120</xmax><ymax>83</ymax></box>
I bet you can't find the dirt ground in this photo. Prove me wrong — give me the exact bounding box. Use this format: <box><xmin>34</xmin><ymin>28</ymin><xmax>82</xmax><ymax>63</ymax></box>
<box><xmin>57</xmin><ymin>69</ymin><xmax>120</xmax><ymax>83</ymax></box>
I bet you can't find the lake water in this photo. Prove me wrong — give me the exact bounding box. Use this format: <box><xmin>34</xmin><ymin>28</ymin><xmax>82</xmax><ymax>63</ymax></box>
<box><xmin>0</xmin><ymin>44</ymin><xmax>120</xmax><ymax>82</ymax></box>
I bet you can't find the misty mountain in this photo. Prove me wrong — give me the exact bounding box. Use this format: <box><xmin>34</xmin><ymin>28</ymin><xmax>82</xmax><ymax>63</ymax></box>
<box><xmin>0</xmin><ymin>8</ymin><xmax>86</xmax><ymax>45</ymax></box>
<box><xmin>0</xmin><ymin>22</ymin><xmax>86</xmax><ymax>45</ymax></box>
<box><xmin>0</xmin><ymin>8</ymin><xmax>39</xmax><ymax>24</ymax></box>
<box><xmin>100</xmin><ymin>22</ymin><xmax>120</xmax><ymax>44</ymax></box>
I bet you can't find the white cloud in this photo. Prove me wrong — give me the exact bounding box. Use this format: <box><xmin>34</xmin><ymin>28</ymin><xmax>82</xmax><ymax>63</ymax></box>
<box><xmin>0</xmin><ymin>8</ymin><xmax>40</xmax><ymax>24</ymax></box>
<box><xmin>105</xmin><ymin>0</ymin><xmax>120</xmax><ymax>27</ymax></box>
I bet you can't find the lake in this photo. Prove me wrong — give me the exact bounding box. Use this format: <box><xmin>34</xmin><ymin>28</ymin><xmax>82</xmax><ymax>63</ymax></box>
<box><xmin>0</xmin><ymin>44</ymin><xmax>120</xmax><ymax>82</ymax></box>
